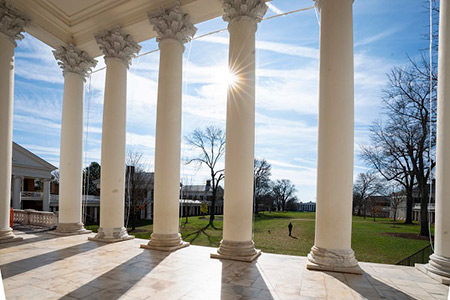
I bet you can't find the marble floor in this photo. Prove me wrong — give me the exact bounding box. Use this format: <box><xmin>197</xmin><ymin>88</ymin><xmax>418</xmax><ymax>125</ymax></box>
<box><xmin>0</xmin><ymin>230</ymin><xmax>448</xmax><ymax>300</ymax></box>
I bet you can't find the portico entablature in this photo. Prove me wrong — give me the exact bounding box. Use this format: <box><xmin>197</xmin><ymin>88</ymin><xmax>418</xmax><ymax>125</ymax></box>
<box><xmin>6</xmin><ymin>0</ymin><xmax>223</xmax><ymax>58</ymax></box>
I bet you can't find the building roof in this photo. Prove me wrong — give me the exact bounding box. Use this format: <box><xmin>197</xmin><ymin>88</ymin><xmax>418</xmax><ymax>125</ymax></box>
<box><xmin>182</xmin><ymin>185</ymin><xmax>210</xmax><ymax>192</ymax></box>
<box><xmin>12</xmin><ymin>142</ymin><xmax>57</xmax><ymax>179</ymax></box>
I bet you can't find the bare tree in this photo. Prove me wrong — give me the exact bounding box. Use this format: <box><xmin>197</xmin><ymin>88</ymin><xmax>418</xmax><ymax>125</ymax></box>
<box><xmin>362</xmin><ymin>55</ymin><xmax>437</xmax><ymax>236</ymax></box>
<box><xmin>386</xmin><ymin>57</ymin><xmax>436</xmax><ymax>236</ymax></box>
<box><xmin>390</xmin><ymin>190</ymin><xmax>405</xmax><ymax>227</ymax></box>
<box><xmin>83</xmin><ymin>162</ymin><xmax>101</xmax><ymax>196</ymax></box>
<box><xmin>368</xmin><ymin>198</ymin><xmax>382</xmax><ymax>222</ymax></box>
<box><xmin>272</xmin><ymin>179</ymin><xmax>297</xmax><ymax>212</ymax></box>
<box><xmin>353</xmin><ymin>171</ymin><xmax>385</xmax><ymax>218</ymax></box>
<box><xmin>285</xmin><ymin>197</ymin><xmax>299</xmax><ymax>211</ymax></box>
<box><xmin>185</xmin><ymin>126</ymin><xmax>225</xmax><ymax>227</ymax></box>
<box><xmin>126</xmin><ymin>151</ymin><xmax>153</xmax><ymax>231</ymax></box>
<box><xmin>254</xmin><ymin>158</ymin><xmax>271</xmax><ymax>214</ymax></box>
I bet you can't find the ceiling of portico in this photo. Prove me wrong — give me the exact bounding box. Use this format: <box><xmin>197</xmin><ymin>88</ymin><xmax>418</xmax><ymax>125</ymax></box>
<box><xmin>8</xmin><ymin>0</ymin><xmax>223</xmax><ymax>58</ymax></box>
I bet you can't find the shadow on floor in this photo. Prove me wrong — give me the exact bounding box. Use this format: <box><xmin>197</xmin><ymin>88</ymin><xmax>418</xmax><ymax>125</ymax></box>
<box><xmin>0</xmin><ymin>240</ymin><xmax>105</xmax><ymax>279</ymax></box>
<box><xmin>219</xmin><ymin>259</ymin><xmax>275</xmax><ymax>300</ymax></box>
<box><xmin>0</xmin><ymin>230</ymin><xmax>66</xmax><ymax>250</ymax></box>
<box><xmin>328</xmin><ymin>271</ymin><xmax>414</xmax><ymax>300</ymax></box>
<box><xmin>61</xmin><ymin>250</ymin><xmax>169</xmax><ymax>300</ymax></box>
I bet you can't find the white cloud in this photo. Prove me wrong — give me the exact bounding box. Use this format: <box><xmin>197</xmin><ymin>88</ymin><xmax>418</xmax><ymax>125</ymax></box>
<box><xmin>126</xmin><ymin>132</ymin><xmax>155</xmax><ymax>148</ymax></box>
<box><xmin>19</xmin><ymin>144</ymin><xmax>60</xmax><ymax>158</ymax></box>
<box><xmin>15</xmin><ymin>34</ymin><xmax>63</xmax><ymax>84</ymax></box>
<box><xmin>267</xmin><ymin>2</ymin><xmax>284</xmax><ymax>15</ymax></box>
<box><xmin>355</xmin><ymin>26</ymin><xmax>404</xmax><ymax>47</ymax></box>
<box><xmin>198</xmin><ymin>35</ymin><xmax>319</xmax><ymax>59</ymax></box>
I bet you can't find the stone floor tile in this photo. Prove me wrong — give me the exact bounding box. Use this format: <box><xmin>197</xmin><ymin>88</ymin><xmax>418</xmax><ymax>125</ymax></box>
<box><xmin>66</xmin><ymin>284</ymin><xmax>101</xmax><ymax>299</ymax></box>
<box><xmin>1</xmin><ymin>231</ymin><xmax>448</xmax><ymax>300</ymax></box>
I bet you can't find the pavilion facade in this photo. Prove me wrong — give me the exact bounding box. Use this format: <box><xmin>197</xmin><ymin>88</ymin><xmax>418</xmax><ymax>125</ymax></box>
<box><xmin>0</xmin><ymin>0</ymin><xmax>449</xmax><ymax>282</ymax></box>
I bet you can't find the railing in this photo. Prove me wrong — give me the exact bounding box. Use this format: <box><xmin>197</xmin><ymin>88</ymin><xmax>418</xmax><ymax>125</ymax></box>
<box><xmin>21</xmin><ymin>191</ymin><xmax>43</xmax><ymax>200</ymax></box>
<box><xmin>412</xmin><ymin>203</ymin><xmax>435</xmax><ymax>210</ymax></box>
<box><xmin>13</xmin><ymin>209</ymin><xmax>58</xmax><ymax>228</ymax></box>
<box><xmin>396</xmin><ymin>244</ymin><xmax>433</xmax><ymax>266</ymax></box>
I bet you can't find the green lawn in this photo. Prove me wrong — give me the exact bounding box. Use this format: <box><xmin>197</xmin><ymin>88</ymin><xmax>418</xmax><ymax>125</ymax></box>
<box><xmin>86</xmin><ymin>211</ymin><xmax>433</xmax><ymax>265</ymax></box>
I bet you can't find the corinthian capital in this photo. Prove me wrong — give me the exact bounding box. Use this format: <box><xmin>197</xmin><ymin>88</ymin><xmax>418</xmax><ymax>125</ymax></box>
<box><xmin>53</xmin><ymin>44</ymin><xmax>97</xmax><ymax>79</ymax></box>
<box><xmin>148</xmin><ymin>1</ymin><xmax>197</xmax><ymax>44</ymax></box>
<box><xmin>221</xmin><ymin>0</ymin><xmax>268</xmax><ymax>26</ymax></box>
<box><xmin>95</xmin><ymin>25</ymin><xmax>141</xmax><ymax>68</ymax></box>
<box><xmin>0</xmin><ymin>0</ymin><xmax>30</xmax><ymax>45</ymax></box>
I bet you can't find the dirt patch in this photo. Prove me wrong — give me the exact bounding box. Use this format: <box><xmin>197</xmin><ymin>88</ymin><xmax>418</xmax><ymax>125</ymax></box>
<box><xmin>382</xmin><ymin>232</ymin><xmax>432</xmax><ymax>240</ymax></box>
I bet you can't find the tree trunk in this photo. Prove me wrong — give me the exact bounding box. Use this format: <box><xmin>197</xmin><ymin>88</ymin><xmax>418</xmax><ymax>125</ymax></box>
<box><xmin>404</xmin><ymin>187</ymin><xmax>413</xmax><ymax>224</ymax></box>
<box><xmin>419</xmin><ymin>181</ymin><xmax>430</xmax><ymax>237</ymax></box>
<box><xmin>131</xmin><ymin>208</ymin><xmax>136</xmax><ymax>231</ymax></box>
<box><xmin>210</xmin><ymin>180</ymin><xmax>216</xmax><ymax>226</ymax></box>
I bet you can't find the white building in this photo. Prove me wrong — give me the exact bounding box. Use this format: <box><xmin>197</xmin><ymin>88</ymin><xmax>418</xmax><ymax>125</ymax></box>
<box><xmin>298</xmin><ymin>201</ymin><xmax>316</xmax><ymax>212</ymax></box>
<box><xmin>11</xmin><ymin>142</ymin><xmax>57</xmax><ymax>212</ymax></box>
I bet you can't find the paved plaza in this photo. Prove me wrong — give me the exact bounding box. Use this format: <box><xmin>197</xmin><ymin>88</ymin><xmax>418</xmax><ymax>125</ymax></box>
<box><xmin>0</xmin><ymin>230</ymin><xmax>448</xmax><ymax>300</ymax></box>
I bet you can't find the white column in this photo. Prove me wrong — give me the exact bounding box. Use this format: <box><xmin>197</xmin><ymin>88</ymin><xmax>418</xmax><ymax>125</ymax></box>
<box><xmin>42</xmin><ymin>179</ymin><xmax>50</xmax><ymax>212</ymax></box>
<box><xmin>425</xmin><ymin>0</ymin><xmax>450</xmax><ymax>282</ymax></box>
<box><xmin>306</xmin><ymin>0</ymin><xmax>361</xmax><ymax>274</ymax></box>
<box><xmin>211</xmin><ymin>0</ymin><xmax>267</xmax><ymax>262</ymax></box>
<box><xmin>94</xmin><ymin>207</ymin><xmax>98</xmax><ymax>223</ymax></box>
<box><xmin>53</xmin><ymin>45</ymin><xmax>96</xmax><ymax>234</ymax></box>
<box><xmin>0</xmin><ymin>3</ymin><xmax>28</xmax><ymax>244</ymax></box>
<box><xmin>12</xmin><ymin>176</ymin><xmax>21</xmax><ymax>209</ymax></box>
<box><xmin>89</xmin><ymin>26</ymin><xmax>140</xmax><ymax>243</ymax></box>
<box><xmin>142</xmin><ymin>3</ymin><xmax>196</xmax><ymax>251</ymax></box>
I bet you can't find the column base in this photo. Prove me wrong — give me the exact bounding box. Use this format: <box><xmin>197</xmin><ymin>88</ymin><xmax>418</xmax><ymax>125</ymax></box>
<box><xmin>415</xmin><ymin>254</ymin><xmax>450</xmax><ymax>285</ymax></box>
<box><xmin>52</xmin><ymin>222</ymin><xmax>92</xmax><ymax>235</ymax></box>
<box><xmin>211</xmin><ymin>240</ymin><xmax>261</xmax><ymax>262</ymax></box>
<box><xmin>0</xmin><ymin>228</ymin><xmax>23</xmax><ymax>244</ymax></box>
<box><xmin>306</xmin><ymin>245</ymin><xmax>362</xmax><ymax>274</ymax></box>
<box><xmin>88</xmin><ymin>227</ymin><xmax>134</xmax><ymax>243</ymax></box>
<box><xmin>141</xmin><ymin>233</ymin><xmax>189</xmax><ymax>252</ymax></box>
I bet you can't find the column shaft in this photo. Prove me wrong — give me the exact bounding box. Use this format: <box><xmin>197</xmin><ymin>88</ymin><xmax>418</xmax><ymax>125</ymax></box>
<box><xmin>307</xmin><ymin>0</ymin><xmax>360</xmax><ymax>274</ymax></box>
<box><xmin>212</xmin><ymin>19</ymin><xmax>260</xmax><ymax>262</ymax></box>
<box><xmin>42</xmin><ymin>180</ymin><xmax>50</xmax><ymax>212</ymax></box>
<box><xmin>142</xmin><ymin>39</ymin><xmax>189</xmax><ymax>251</ymax></box>
<box><xmin>56</xmin><ymin>72</ymin><xmax>90</xmax><ymax>234</ymax></box>
<box><xmin>224</xmin><ymin>20</ymin><xmax>256</xmax><ymax>242</ymax></box>
<box><xmin>425</xmin><ymin>0</ymin><xmax>450</xmax><ymax>281</ymax></box>
<box><xmin>12</xmin><ymin>177</ymin><xmax>21</xmax><ymax>209</ymax></box>
<box><xmin>153</xmin><ymin>39</ymin><xmax>183</xmax><ymax>235</ymax></box>
<box><xmin>142</xmin><ymin>3</ymin><xmax>195</xmax><ymax>251</ymax></box>
<box><xmin>90</xmin><ymin>58</ymin><xmax>132</xmax><ymax>242</ymax></box>
<box><xmin>0</xmin><ymin>35</ymin><xmax>22</xmax><ymax>243</ymax></box>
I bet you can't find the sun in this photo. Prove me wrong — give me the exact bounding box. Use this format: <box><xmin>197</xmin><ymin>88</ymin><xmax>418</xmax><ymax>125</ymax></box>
<box><xmin>225</xmin><ymin>69</ymin><xmax>238</xmax><ymax>87</ymax></box>
<box><xmin>215</xmin><ymin>67</ymin><xmax>238</xmax><ymax>90</ymax></box>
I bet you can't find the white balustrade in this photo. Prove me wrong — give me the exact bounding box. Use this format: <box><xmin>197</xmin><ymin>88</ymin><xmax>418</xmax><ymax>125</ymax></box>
<box><xmin>12</xmin><ymin>209</ymin><xmax>58</xmax><ymax>228</ymax></box>
<box><xmin>20</xmin><ymin>191</ymin><xmax>43</xmax><ymax>200</ymax></box>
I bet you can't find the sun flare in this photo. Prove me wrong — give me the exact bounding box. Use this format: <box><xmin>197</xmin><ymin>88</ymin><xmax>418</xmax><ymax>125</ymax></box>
<box><xmin>216</xmin><ymin>67</ymin><xmax>239</xmax><ymax>90</ymax></box>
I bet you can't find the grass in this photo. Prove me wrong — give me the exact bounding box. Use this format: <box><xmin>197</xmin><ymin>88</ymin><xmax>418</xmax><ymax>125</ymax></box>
<box><xmin>86</xmin><ymin>212</ymin><xmax>434</xmax><ymax>265</ymax></box>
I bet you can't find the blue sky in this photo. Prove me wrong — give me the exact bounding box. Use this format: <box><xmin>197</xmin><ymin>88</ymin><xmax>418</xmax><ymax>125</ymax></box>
<box><xmin>12</xmin><ymin>0</ymin><xmax>432</xmax><ymax>202</ymax></box>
